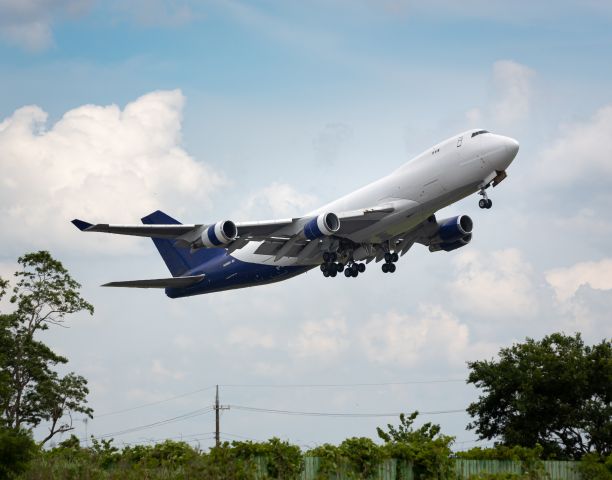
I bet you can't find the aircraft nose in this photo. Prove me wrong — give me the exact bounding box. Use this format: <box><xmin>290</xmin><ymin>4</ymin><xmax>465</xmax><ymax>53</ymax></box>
<box><xmin>505</xmin><ymin>137</ymin><xmax>519</xmax><ymax>158</ymax></box>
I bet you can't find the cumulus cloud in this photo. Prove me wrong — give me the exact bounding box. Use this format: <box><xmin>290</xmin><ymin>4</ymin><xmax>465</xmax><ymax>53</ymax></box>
<box><xmin>359</xmin><ymin>305</ymin><xmax>494</xmax><ymax>368</ymax></box>
<box><xmin>0</xmin><ymin>0</ymin><xmax>91</xmax><ymax>51</ymax></box>
<box><xmin>545</xmin><ymin>258</ymin><xmax>612</xmax><ymax>303</ymax></box>
<box><xmin>534</xmin><ymin>105</ymin><xmax>612</xmax><ymax>186</ymax></box>
<box><xmin>290</xmin><ymin>317</ymin><xmax>348</xmax><ymax>359</ymax></box>
<box><xmin>236</xmin><ymin>182</ymin><xmax>317</xmax><ymax>220</ymax></box>
<box><xmin>449</xmin><ymin>249</ymin><xmax>539</xmax><ymax>319</ymax></box>
<box><xmin>0</xmin><ymin>90</ymin><xmax>224</xmax><ymax>254</ymax></box>
<box><xmin>465</xmin><ymin>60</ymin><xmax>534</xmax><ymax>128</ymax></box>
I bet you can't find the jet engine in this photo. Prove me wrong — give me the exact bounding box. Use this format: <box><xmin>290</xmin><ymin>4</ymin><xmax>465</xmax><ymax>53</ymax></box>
<box><xmin>303</xmin><ymin>212</ymin><xmax>340</xmax><ymax>240</ymax></box>
<box><xmin>200</xmin><ymin>220</ymin><xmax>238</xmax><ymax>248</ymax></box>
<box><xmin>429</xmin><ymin>215</ymin><xmax>473</xmax><ymax>252</ymax></box>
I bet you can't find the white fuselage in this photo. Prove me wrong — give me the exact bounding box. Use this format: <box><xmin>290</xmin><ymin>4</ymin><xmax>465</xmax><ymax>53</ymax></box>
<box><xmin>233</xmin><ymin>129</ymin><xmax>519</xmax><ymax>266</ymax></box>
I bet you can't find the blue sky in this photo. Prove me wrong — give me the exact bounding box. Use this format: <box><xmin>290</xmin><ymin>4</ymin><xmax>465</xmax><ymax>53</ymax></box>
<box><xmin>1</xmin><ymin>0</ymin><xmax>611</xmax><ymax>450</ymax></box>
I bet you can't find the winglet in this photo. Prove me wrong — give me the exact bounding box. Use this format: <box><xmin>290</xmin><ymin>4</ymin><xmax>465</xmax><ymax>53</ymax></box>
<box><xmin>71</xmin><ymin>219</ymin><xmax>93</xmax><ymax>231</ymax></box>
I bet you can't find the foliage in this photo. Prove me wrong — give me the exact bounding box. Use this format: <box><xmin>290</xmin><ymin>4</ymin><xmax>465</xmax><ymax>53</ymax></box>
<box><xmin>467</xmin><ymin>333</ymin><xmax>612</xmax><ymax>459</ymax></box>
<box><xmin>0</xmin><ymin>251</ymin><xmax>93</xmax><ymax>445</ymax></box>
<box><xmin>339</xmin><ymin>437</ymin><xmax>383</xmax><ymax>478</ymax></box>
<box><xmin>231</xmin><ymin>437</ymin><xmax>303</xmax><ymax>479</ymax></box>
<box><xmin>455</xmin><ymin>444</ymin><xmax>545</xmax><ymax>461</ymax></box>
<box><xmin>578</xmin><ymin>453</ymin><xmax>612</xmax><ymax>480</ymax></box>
<box><xmin>378</xmin><ymin>411</ymin><xmax>455</xmax><ymax>479</ymax></box>
<box><xmin>0</xmin><ymin>427</ymin><xmax>38</xmax><ymax>479</ymax></box>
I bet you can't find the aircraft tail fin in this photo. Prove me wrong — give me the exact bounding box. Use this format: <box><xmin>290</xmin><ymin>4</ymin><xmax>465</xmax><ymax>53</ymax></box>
<box><xmin>141</xmin><ymin>210</ymin><xmax>224</xmax><ymax>277</ymax></box>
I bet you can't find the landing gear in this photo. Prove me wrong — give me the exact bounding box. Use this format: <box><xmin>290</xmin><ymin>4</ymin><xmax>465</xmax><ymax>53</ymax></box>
<box><xmin>382</xmin><ymin>250</ymin><xmax>399</xmax><ymax>273</ymax></box>
<box><xmin>478</xmin><ymin>188</ymin><xmax>492</xmax><ymax>209</ymax></box>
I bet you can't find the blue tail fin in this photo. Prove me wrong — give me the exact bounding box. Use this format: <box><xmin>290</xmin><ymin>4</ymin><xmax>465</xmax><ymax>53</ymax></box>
<box><xmin>141</xmin><ymin>210</ymin><xmax>224</xmax><ymax>277</ymax></box>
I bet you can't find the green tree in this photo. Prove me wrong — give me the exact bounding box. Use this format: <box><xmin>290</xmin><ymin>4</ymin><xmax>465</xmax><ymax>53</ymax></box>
<box><xmin>0</xmin><ymin>251</ymin><xmax>94</xmax><ymax>445</ymax></box>
<box><xmin>377</xmin><ymin>411</ymin><xmax>455</xmax><ymax>479</ymax></box>
<box><xmin>467</xmin><ymin>332</ymin><xmax>612</xmax><ymax>459</ymax></box>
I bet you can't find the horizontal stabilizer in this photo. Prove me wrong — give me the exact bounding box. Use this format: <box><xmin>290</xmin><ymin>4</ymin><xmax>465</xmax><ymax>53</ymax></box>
<box><xmin>102</xmin><ymin>274</ymin><xmax>205</xmax><ymax>289</ymax></box>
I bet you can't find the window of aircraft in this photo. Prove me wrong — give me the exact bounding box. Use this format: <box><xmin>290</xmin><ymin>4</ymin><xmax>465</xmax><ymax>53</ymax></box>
<box><xmin>457</xmin><ymin>136</ymin><xmax>463</xmax><ymax>147</ymax></box>
<box><xmin>471</xmin><ymin>130</ymin><xmax>489</xmax><ymax>138</ymax></box>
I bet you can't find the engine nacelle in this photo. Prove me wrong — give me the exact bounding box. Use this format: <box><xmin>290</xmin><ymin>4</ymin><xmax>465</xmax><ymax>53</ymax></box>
<box><xmin>200</xmin><ymin>220</ymin><xmax>238</xmax><ymax>248</ymax></box>
<box><xmin>303</xmin><ymin>212</ymin><xmax>340</xmax><ymax>240</ymax></box>
<box><xmin>429</xmin><ymin>233</ymin><xmax>472</xmax><ymax>252</ymax></box>
<box><xmin>437</xmin><ymin>215</ymin><xmax>473</xmax><ymax>242</ymax></box>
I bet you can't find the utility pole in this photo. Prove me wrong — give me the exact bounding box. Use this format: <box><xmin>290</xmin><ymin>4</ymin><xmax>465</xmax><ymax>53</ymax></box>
<box><xmin>214</xmin><ymin>384</ymin><xmax>229</xmax><ymax>447</ymax></box>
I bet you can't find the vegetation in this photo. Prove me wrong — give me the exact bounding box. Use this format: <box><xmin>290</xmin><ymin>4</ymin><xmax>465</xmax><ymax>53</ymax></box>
<box><xmin>467</xmin><ymin>333</ymin><xmax>612</xmax><ymax>460</ymax></box>
<box><xmin>0</xmin><ymin>251</ymin><xmax>93</xmax><ymax>478</ymax></box>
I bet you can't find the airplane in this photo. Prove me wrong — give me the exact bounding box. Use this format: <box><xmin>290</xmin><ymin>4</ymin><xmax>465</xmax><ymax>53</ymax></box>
<box><xmin>72</xmin><ymin>128</ymin><xmax>519</xmax><ymax>298</ymax></box>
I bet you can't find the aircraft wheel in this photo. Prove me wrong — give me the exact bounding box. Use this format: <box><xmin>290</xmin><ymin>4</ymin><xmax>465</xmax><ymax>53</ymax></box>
<box><xmin>323</xmin><ymin>271</ymin><xmax>330</xmax><ymax>277</ymax></box>
<box><xmin>389</xmin><ymin>264</ymin><xmax>397</xmax><ymax>273</ymax></box>
<box><xmin>336</xmin><ymin>263</ymin><xmax>344</xmax><ymax>273</ymax></box>
<box><xmin>486</xmin><ymin>199</ymin><xmax>493</xmax><ymax>209</ymax></box>
<box><xmin>382</xmin><ymin>263</ymin><xmax>389</xmax><ymax>273</ymax></box>
<box><xmin>357</xmin><ymin>263</ymin><xmax>366</xmax><ymax>273</ymax></box>
<box><xmin>384</xmin><ymin>252</ymin><xmax>392</xmax><ymax>263</ymax></box>
<box><xmin>391</xmin><ymin>253</ymin><xmax>399</xmax><ymax>262</ymax></box>
<box><xmin>351</xmin><ymin>268</ymin><xmax>358</xmax><ymax>277</ymax></box>
<box><xmin>479</xmin><ymin>199</ymin><xmax>487</xmax><ymax>209</ymax></box>
<box><xmin>344</xmin><ymin>269</ymin><xmax>352</xmax><ymax>278</ymax></box>
<box><xmin>320</xmin><ymin>264</ymin><xmax>327</xmax><ymax>272</ymax></box>
<box><xmin>329</xmin><ymin>270</ymin><xmax>337</xmax><ymax>278</ymax></box>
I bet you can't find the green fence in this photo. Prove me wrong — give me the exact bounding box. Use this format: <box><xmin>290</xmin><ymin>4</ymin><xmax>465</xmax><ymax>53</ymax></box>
<box><xmin>253</xmin><ymin>458</ymin><xmax>580</xmax><ymax>480</ymax></box>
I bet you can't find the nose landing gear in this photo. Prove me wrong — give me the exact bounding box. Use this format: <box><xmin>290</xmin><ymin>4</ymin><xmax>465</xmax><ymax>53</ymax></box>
<box><xmin>478</xmin><ymin>188</ymin><xmax>493</xmax><ymax>209</ymax></box>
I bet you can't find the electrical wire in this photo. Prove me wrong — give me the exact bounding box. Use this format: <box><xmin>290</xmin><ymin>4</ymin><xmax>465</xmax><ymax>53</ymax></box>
<box><xmin>220</xmin><ymin>380</ymin><xmax>464</xmax><ymax>388</ymax></box>
<box><xmin>229</xmin><ymin>405</ymin><xmax>465</xmax><ymax>417</ymax></box>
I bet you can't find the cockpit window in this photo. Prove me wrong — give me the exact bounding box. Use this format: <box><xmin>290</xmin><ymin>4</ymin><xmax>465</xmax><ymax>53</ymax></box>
<box><xmin>471</xmin><ymin>130</ymin><xmax>489</xmax><ymax>138</ymax></box>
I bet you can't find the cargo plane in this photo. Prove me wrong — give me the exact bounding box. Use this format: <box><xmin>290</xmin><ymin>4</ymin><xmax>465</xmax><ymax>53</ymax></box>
<box><xmin>72</xmin><ymin>129</ymin><xmax>519</xmax><ymax>298</ymax></box>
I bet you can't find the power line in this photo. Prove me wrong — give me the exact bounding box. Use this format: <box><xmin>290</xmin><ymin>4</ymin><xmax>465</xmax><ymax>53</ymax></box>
<box><xmin>92</xmin><ymin>406</ymin><xmax>215</xmax><ymax>439</ymax></box>
<box><xmin>229</xmin><ymin>405</ymin><xmax>465</xmax><ymax>417</ymax></box>
<box><xmin>220</xmin><ymin>380</ymin><xmax>465</xmax><ymax>388</ymax></box>
<box><xmin>93</xmin><ymin>385</ymin><xmax>216</xmax><ymax>418</ymax></box>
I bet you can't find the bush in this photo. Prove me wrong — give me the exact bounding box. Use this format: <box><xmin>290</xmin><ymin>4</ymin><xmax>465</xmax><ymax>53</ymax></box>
<box><xmin>0</xmin><ymin>427</ymin><xmax>38</xmax><ymax>479</ymax></box>
<box><xmin>578</xmin><ymin>453</ymin><xmax>612</xmax><ymax>480</ymax></box>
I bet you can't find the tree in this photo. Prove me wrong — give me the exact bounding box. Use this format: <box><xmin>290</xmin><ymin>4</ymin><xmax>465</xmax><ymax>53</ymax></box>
<box><xmin>0</xmin><ymin>251</ymin><xmax>94</xmax><ymax>445</ymax></box>
<box><xmin>467</xmin><ymin>332</ymin><xmax>612</xmax><ymax>459</ymax></box>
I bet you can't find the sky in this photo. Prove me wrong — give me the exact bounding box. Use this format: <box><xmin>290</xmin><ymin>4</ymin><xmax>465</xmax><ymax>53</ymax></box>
<box><xmin>1</xmin><ymin>0</ymin><xmax>611</xmax><ymax>450</ymax></box>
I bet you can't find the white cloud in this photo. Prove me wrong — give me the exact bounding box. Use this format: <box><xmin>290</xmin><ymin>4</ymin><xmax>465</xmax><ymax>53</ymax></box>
<box><xmin>491</xmin><ymin>60</ymin><xmax>535</xmax><ymax>126</ymax></box>
<box><xmin>172</xmin><ymin>333</ymin><xmax>196</xmax><ymax>350</ymax></box>
<box><xmin>0</xmin><ymin>0</ymin><xmax>91</xmax><ymax>51</ymax></box>
<box><xmin>227</xmin><ymin>326</ymin><xmax>276</xmax><ymax>349</ymax></box>
<box><xmin>151</xmin><ymin>359</ymin><xmax>186</xmax><ymax>380</ymax></box>
<box><xmin>290</xmin><ymin>317</ymin><xmax>348</xmax><ymax>359</ymax></box>
<box><xmin>545</xmin><ymin>258</ymin><xmax>612</xmax><ymax>302</ymax></box>
<box><xmin>359</xmin><ymin>305</ymin><xmax>494</xmax><ymax>368</ymax></box>
<box><xmin>449</xmin><ymin>249</ymin><xmax>539</xmax><ymax>319</ymax></box>
<box><xmin>534</xmin><ymin>105</ymin><xmax>612</xmax><ymax>186</ymax></box>
<box><xmin>0</xmin><ymin>90</ymin><xmax>224</xmax><ymax>254</ymax></box>
<box><xmin>236</xmin><ymin>182</ymin><xmax>317</xmax><ymax>220</ymax></box>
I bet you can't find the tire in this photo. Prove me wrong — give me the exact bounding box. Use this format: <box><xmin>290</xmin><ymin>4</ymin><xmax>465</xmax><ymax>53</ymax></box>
<box><xmin>323</xmin><ymin>271</ymin><xmax>330</xmax><ymax>277</ymax></box>
<box><xmin>391</xmin><ymin>253</ymin><xmax>399</xmax><ymax>262</ymax></box>
<box><xmin>486</xmin><ymin>199</ymin><xmax>493</xmax><ymax>209</ymax></box>
<box><xmin>382</xmin><ymin>263</ymin><xmax>389</xmax><ymax>273</ymax></box>
<box><xmin>344</xmin><ymin>269</ymin><xmax>351</xmax><ymax>278</ymax></box>
<box><xmin>330</xmin><ymin>270</ymin><xmax>337</xmax><ymax>277</ymax></box>
<box><xmin>479</xmin><ymin>199</ymin><xmax>487</xmax><ymax>209</ymax></box>
<box><xmin>352</xmin><ymin>269</ymin><xmax>358</xmax><ymax>277</ymax></box>
<box><xmin>320</xmin><ymin>264</ymin><xmax>327</xmax><ymax>272</ymax></box>
<box><xmin>336</xmin><ymin>263</ymin><xmax>344</xmax><ymax>273</ymax></box>
<box><xmin>389</xmin><ymin>264</ymin><xmax>396</xmax><ymax>273</ymax></box>
<box><xmin>357</xmin><ymin>263</ymin><xmax>366</xmax><ymax>273</ymax></box>
<box><xmin>384</xmin><ymin>252</ymin><xmax>392</xmax><ymax>263</ymax></box>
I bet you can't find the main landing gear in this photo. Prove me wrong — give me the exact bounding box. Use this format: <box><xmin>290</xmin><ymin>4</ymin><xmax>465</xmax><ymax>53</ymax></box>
<box><xmin>320</xmin><ymin>252</ymin><xmax>366</xmax><ymax>278</ymax></box>
<box><xmin>381</xmin><ymin>251</ymin><xmax>398</xmax><ymax>273</ymax></box>
<box><xmin>478</xmin><ymin>188</ymin><xmax>493</xmax><ymax>209</ymax></box>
